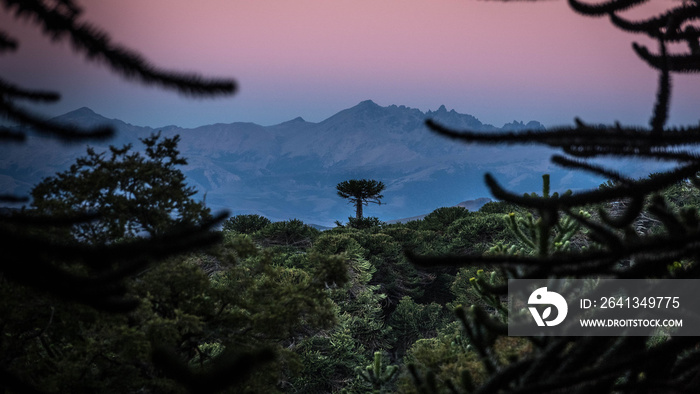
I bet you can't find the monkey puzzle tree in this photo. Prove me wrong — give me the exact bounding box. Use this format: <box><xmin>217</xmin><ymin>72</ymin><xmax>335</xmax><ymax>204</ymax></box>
<box><xmin>337</xmin><ymin>179</ymin><xmax>386</xmax><ymax>220</ymax></box>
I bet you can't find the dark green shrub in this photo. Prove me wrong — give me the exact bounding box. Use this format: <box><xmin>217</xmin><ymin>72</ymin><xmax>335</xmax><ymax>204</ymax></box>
<box><xmin>254</xmin><ymin>219</ymin><xmax>320</xmax><ymax>247</ymax></box>
<box><xmin>450</xmin><ymin>267</ymin><xmax>501</xmax><ymax>311</ymax></box>
<box><xmin>292</xmin><ymin>320</ymin><xmax>368</xmax><ymax>393</ymax></box>
<box><xmin>222</xmin><ymin>214</ymin><xmax>271</xmax><ymax>234</ymax></box>
<box><xmin>312</xmin><ymin>232</ymin><xmax>366</xmax><ymax>256</ymax></box>
<box><xmin>389</xmin><ymin>297</ymin><xmax>448</xmax><ymax>356</ymax></box>
<box><xmin>398</xmin><ymin>322</ymin><xmax>531</xmax><ymax>393</ymax></box>
<box><xmin>347</xmin><ymin>216</ymin><xmax>385</xmax><ymax>229</ymax></box>
<box><xmin>446</xmin><ymin>212</ymin><xmax>514</xmax><ymax>254</ymax></box>
<box><xmin>420</xmin><ymin>206</ymin><xmax>471</xmax><ymax>233</ymax></box>
<box><xmin>347</xmin><ymin>232</ymin><xmax>429</xmax><ymax>306</ymax></box>
<box><xmin>478</xmin><ymin>201</ymin><xmax>526</xmax><ymax>214</ymax></box>
<box><xmin>381</xmin><ymin>226</ymin><xmax>449</xmax><ymax>255</ymax></box>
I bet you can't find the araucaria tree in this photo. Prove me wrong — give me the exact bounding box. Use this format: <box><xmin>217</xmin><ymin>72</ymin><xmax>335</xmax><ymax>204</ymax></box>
<box><xmin>337</xmin><ymin>179</ymin><xmax>385</xmax><ymax>219</ymax></box>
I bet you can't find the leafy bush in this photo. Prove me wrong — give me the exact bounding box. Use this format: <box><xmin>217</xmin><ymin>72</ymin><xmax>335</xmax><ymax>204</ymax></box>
<box><xmin>419</xmin><ymin>207</ymin><xmax>471</xmax><ymax>233</ymax></box>
<box><xmin>222</xmin><ymin>214</ymin><xmax>271</xmax><ymax>234</ymax></box>
<box><xmin>398</xmin><ymin>321</ymin><xmax>532</xmax><ymax>393</ymax></box>
<box><xmin>292</xmin><ymin>232</ymin><xmax>394</xmax><ymax>393</ymax></box>
<box><xmin>389</xmin><ymin>297</ymin><xmax>449</xmax><ymax>356</ymax></box>
<box><xmin>313</xmin><ymin>232</ymin><xmax>367</xmax><ymax>256</ymax></box>
<box><xmin>446</xmin><ymin>212</ymin><xmax>514</xmax><ymax>254</ymax></box>
<box><xmin>292</xmin><ymin>316</ymin><xmax>369</xmax><ymax>393</ymax></box>
<box><xmin>254</xmin><ymin>219</ymin><xmax>320</xmax><ymax>247</ymax></box>
<box><xmin>478</xmin><ymin>200</ymin><xmax>526</xmax><ymax>214</ymax></box>
<box><xmin>346</xmin><ymin>216</ymin><xmax>385</xmax><ymax>229</ymax></box>
<box><xmin>450</xmin><ymin>267</ymin><xmax>490</xmax><ymax>309</ymax></box>
<box><xmin>352</xmin><ymin>232</ymin><xmax>432</xmax><ymax>308</ymax></box>
<box><xmin>382</xmin><ymin>226</ymin><xmax>450</xmax><ymax>258</ymax></box>
<box><xmin>398</xmin><ymin>322</ymin><xmax>484</xmax><ymax>393</ymax></box>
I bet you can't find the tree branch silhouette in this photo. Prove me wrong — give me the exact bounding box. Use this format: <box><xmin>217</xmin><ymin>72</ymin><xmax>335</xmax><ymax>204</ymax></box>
<box><xmin>0</xmin><ymin>2</ymin><xmax>258</xmax><ymax>392</ymax></box>
<box><xmin>409</xmin><ymin>0</ymin><xmax>700</xmax><ymax>392</ymax></box>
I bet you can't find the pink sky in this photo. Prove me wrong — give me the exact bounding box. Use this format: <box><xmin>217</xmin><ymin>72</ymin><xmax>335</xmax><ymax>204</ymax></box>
<box><xmin>1</xmin><ymin>0</ymin><xmax>697</xmax><ymax>128</ymax></box>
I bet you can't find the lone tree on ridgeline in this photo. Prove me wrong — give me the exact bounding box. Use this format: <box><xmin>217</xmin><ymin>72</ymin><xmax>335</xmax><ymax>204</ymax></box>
<box><xmin>336</xmin><ymin>179</ymin><xmax>385</xmax><ymax>219</ymax></box>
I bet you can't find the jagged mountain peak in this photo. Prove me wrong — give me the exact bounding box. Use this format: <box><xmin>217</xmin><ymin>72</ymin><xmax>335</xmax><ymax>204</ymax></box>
<box><xmin>357</xmin><ymin>99</ymin><xmax>379</xmax><ymax>107</ymax></box>
<box><xmin>426</xmin><ymin>105</ymin><xmax>490</xmax><ymax>131</ymax></box>
<box><xmin>49</xmin><ymin>106</ymin><xmax>121</xmax><ymax>130</ymax></box>
<box><xmin>345</xmin><ymin>99</ymin><xmax>388</xmax><ymax>114</ymax></box>
<box><xmin>501</xmin><ymin>120</ymin><xmax>546</xmax><ymax>131</ymax></box>
<box><xmin>278</xmin><ymin>116</ymin><xmax>307</xmax><ymax>125</ymax></box>
<box><xmin>69</xmin><ymin>106</ymin><xmax>97</xmax><ymax>116</ymax></box>
<box><xmin>51</xmin><ymin>106</ymin><xmax>104</xmax><ymax>121</ymax></box>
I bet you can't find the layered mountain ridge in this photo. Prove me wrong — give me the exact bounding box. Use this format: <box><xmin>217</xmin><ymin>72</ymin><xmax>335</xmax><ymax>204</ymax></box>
<box><xmin>1</xmin><ymin>100</ymin><xmax>651</xmax><ymax>226</ymax></box>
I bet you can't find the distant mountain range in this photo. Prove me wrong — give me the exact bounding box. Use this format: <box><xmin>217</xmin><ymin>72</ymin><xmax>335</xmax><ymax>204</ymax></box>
<box><xmin>0</xmin><ymin>100</ymin><xmax>665</xmax><ymax>226</ymax></box>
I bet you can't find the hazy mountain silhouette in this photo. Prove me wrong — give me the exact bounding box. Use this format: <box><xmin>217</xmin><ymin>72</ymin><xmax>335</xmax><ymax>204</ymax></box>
<box><xmin>1</xmin><ymin>100</ymin><xmax>656</xmax><ymax>226</ymax></box>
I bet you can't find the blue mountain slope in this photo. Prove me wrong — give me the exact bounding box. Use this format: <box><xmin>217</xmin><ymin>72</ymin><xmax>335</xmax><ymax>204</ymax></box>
<box><xmin>0</xmin><ymin>100</ymin><xmax>637</xmax><ymax>226</ymax></box>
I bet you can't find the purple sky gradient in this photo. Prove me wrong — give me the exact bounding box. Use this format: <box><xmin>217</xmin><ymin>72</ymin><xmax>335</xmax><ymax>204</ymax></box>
<box><xmin>1</xmin><ymin>0</ymin><xmax>698</xmax><ymax>129</ymax></box>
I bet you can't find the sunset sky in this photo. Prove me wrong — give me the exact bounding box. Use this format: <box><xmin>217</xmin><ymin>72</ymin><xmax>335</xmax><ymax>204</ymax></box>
<box><xmin>1</xmin><ymin>0</ymin><xmax>698</xmax><ymax>129</ymax></box>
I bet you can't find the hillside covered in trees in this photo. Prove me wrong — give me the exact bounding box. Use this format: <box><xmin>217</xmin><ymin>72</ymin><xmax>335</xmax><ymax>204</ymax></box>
<box><xmin>7</xmin><ymin>169</ymin><xmax>700</xmax><ymax>392</ymax></box>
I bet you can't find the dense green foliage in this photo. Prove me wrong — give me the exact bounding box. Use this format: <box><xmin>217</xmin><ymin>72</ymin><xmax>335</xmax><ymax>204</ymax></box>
<box><xmin>31</xmin><ymin>133</ymin><xmax>211</xmax><ymax>245</ymax></box>
<box><xmin>5</xmin><ymin>164</ymin><xmax>569</xmax><ymax>393</ymax></box>
<box><xmin>3</xmin><ymin>123</ymin><xmax>535</xmax><ymax>392</ymax></box>
<box><xmin>222</xmin><ymin>214</ymin><xmax>272</xmax><ymax>234</ymax></box>
<box><xmin>345</xmin><ymin>216</ymin><xmax>385</xmax><ymax>230</ymax></box>
<box><xmin>9</xmin><ymin>131</ymin><xmax>700</xmax><ymax>393</ymax></box>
